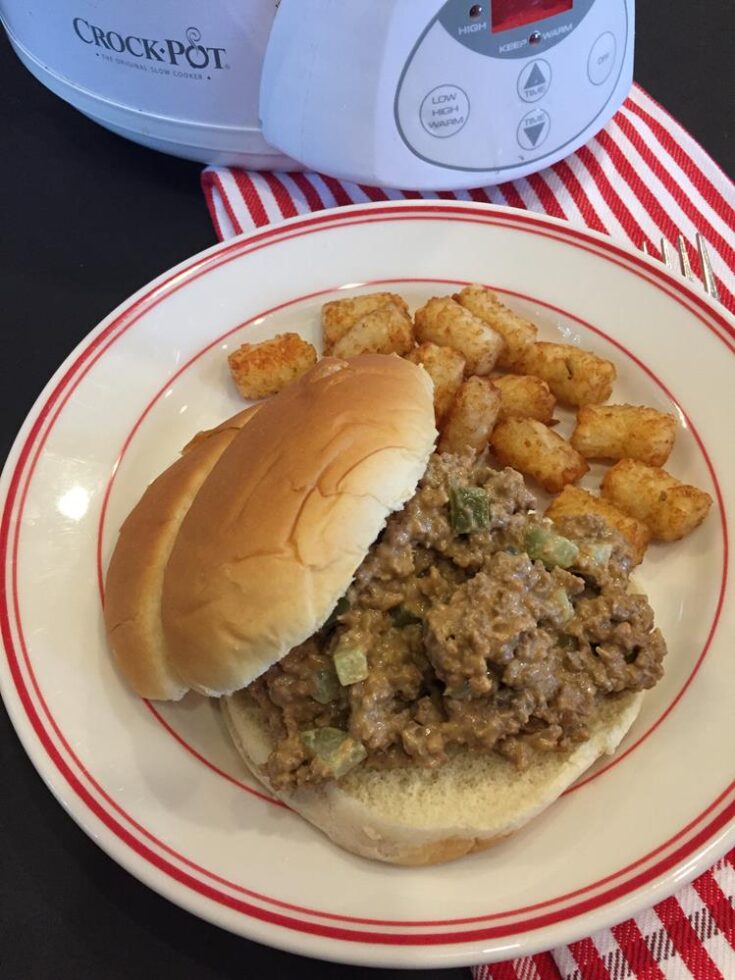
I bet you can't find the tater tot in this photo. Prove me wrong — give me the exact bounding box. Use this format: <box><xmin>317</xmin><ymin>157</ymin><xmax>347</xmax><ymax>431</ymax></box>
<box><xmin>571</xmin><ymin>404</ymin><xmax>677</xmax><ymax>466</ymax></box>
<box><xmin>331</xmin><ymin>303</ymin><xmax>414</xmax><ymax>359</ymax></box>
<box><xmin>453</xmin><ymin>284</ymin><xmax>537</xmax><ymax>369</ymax></box>
<box><xmin>514</xmin><ymin>342</ymin><xmax>616</xmax><ymax>406</ymax></box>
<box><xmin>414</xmin><ymin>296</ymin><xmax>504</xmax><ymax>375</ymax></box>
<box><xmin>545</xmin><ymin>485</ymin><xmax>650</xmax><ymax>565</ymax></box>
<box><xmin>322</xmin><ymin>293</ymin><xmax>410</xmax><ymax>353</ymax></box>
<box><xmin>228</xmin><ymin>333</ymin><xmax>317</xmax><ymax>400</ymax></box>
<box><xmin>492</xmin><ymin>374</ymin><xmax>556</xmax><ymax>424</ymax></box>
<box><xmin>407</xmin><ymin>342</ymin><xmax>466</xmax><ymax>422</ymax></box>
<box><xmin>600</xmin><ymin>460</ymin><xmax>712</xmax><ymax>541</ymax></box>
<box><xmin>438</xmin><ymin>376</ymin><xmax>501</xmax><ymax>454</ymax></box>
<box><xmin>490</xmin><ymin>417</ymin><xmax>588</xmax><ymax>493</ymax></box>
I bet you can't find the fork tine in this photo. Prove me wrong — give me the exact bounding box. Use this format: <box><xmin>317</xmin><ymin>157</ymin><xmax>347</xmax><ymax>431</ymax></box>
<box><xmin>642</xmin><ymin>240</ymin><xmax>650</xmax><ymax>256</ymax></box>
<box><xmin>677</xmin><ymin>234</ymin><xmax>696</xmax><ymax>282</ymax></box>
<box><xmin>660</xmin><ymin>238</ymin><xmax>678</xmax><ymax>273</ymax></box>
<box><xmin>696</xmin><ymin>233</ymin><xmax>721</xmax><ymax>301</ymax></box>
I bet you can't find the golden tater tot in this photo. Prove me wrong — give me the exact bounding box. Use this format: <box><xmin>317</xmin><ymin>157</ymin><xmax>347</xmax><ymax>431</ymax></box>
<box><xmin>322</xmin><ymin>293</ymin><xmax>409</xmax><ymax>353</ymax></box>
<box><xmin>414</xmin><ymin>296</ymin><xmax>503</xmax><ymax>375</ymax></box>
<box><xmin>453</xmin><ymin>284</ymin><xmax>537</xmax><ymax>369</ymax></box>
<box><xmin>438</xmin><ymin>376</ymin><xmax>501</xmax><ymax>454</ymax></box>
<box><xmin>545</xmin><ymin>485</ymin><xmax>650</xmax><ymax>565</ymax></box>
<box><xmin>407</xmin><ymin>342</ymin><xmax>466</xmax><ymax>422</ymax></box>
<box><xmin>492</xmin><ymin>374</ymin><xmax>556</xmax><ymax>424</ymax></box>
<box><xmin>600</xmin><ymin>460</ymin><xmax>712</xmax><ymax>542</ymax></box>
<box><xmin>571</xmin><ymin>404</ymin><xmax>676</xmax><ymax>466</ymax></box>
<box><xmin>228</xmin><ymin>333</ymin><xmax>317</xmax><ymax>400</ymax></box>
<box><xmin>514</xmin><ymin>341</ymin><xmax>616</xmax><ymax>406</ymax></box>
<box><xmin>331</xmin><ymin>304</ymin><xmax>414</xmax><ymax>359</ymax></box>
<box><xmin>490</xmin><ymin>417</ymin><xmax>588</xmax><ymax>493</ymax></box>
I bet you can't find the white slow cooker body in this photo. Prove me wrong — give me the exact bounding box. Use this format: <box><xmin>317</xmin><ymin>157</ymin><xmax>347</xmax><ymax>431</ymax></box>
<box><xmin>2</xmin><ymin>0</ymin><xmax>634</xmax><ymax>188</ymax></box>
<box><xmin>1</xmin><ymin>0</ymin><xmax>295</xmax><ymax>169</ymax></box>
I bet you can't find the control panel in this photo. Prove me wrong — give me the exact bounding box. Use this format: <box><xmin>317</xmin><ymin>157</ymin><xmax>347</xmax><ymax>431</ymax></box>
<box><xmin>395</xmin><ymin>0</ymin><xmax>629</xmax><ymax>174</ymax></box>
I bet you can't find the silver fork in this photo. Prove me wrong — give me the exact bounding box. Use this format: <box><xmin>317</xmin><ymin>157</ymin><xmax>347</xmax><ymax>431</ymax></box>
<box><xmin>642</xmin><ymin>233</ymin><xmax>720</xmax><ymax>302</ymax></box>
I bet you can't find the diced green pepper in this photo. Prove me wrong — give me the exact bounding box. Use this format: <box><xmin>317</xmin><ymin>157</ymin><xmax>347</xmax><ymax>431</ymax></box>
<box><xmin>389</xmin><ymin>606</ymin><xmax>423</xmax><ymax>628</ymax></box>
<box><xmin>310</xmin><ymin>666</ymin><xmax>341</xmax><ymax>705</ymax></box>
<box><xmin>333</xmin><ymin>646</ymin><xmax>368</xmax><ymax>686</ymax></box>
<box><xmin>449</xmin><ymin>486</ymin><xmax>490</xmax><ymax>534</ymax></box>
<box><xmin>551</xmin><ymin>589</ymin><xmax>574</xmax><ymax>623</ymax></box>
<box><xmin>322</xmin><ymin>595</ymin><xmax>350</xmax><ymax>630</ymax></box>
<box><xmin>525</xmin><ymin>526</ymin><xmax>579</xmax><ymax>569</ymax></box>
<box><xmin>300</xmin><ymin>727</ymin><xmax>367</xmax><ymax>778</ymax></box>
<box><xmin>577</xmin><ymin>541</ymin><xmax>613</xmax><ymax>568</ymax></box>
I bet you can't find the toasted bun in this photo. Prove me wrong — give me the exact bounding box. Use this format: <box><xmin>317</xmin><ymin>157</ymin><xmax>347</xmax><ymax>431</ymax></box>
<box><xmin>223</xmin><ymin>689</ymin><xmax>643</xmax><ymax>865</ymax></box>
<box><xmin>162</xmin><ymin>355</ymin><xmax>437</xmax><ymax>697</ymax></box>
<box><xmin>103</xmin><ymin>406</ymin><xmax>259</xmax><ymax>700</ymax></box>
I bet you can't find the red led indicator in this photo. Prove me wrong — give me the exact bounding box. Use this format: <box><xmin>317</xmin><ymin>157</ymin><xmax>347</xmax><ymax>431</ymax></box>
<box><xmin>491</xmin><ymin>0</ymin><xmax>573</xmax><ymax>34</ymax></box>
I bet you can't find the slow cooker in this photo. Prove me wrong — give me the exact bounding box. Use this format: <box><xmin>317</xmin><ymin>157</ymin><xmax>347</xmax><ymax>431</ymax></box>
<box><xmin>2</xmin><ymin>0</ymin><xmax>634</xmax><ymax>190</ymax></box>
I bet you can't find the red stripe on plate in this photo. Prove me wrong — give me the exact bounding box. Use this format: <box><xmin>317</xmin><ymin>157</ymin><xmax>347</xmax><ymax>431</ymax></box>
<box><xmin>655</xmin><ymin>896</ymin><xmax>724</xmax><ymax>979</ymax></box>
<box><xmin>143</xmin><ymin>702</ymin><xmax>287</xmax><ymax>808</ymax></box>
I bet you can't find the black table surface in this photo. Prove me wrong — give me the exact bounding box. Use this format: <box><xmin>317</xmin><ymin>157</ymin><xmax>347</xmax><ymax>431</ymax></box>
<box><xmin>1</xmin><ymin>8</ymin><xmax>733</xmax><ymax>978</ymax></box>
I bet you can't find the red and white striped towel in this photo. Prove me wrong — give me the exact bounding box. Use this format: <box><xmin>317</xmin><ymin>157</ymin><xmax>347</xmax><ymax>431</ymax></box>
<box><xmin>200</xmin><ymin>82</ymin><xmax>735</xmax><ymax>979</ymax></box>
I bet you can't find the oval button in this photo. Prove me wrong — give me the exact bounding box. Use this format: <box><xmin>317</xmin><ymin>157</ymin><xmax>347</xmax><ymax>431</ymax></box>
<box><xmin>420</xmin><ymin>85</ymin><xmax>470</xmax><ymax>139</ymax></box>
<box><xmin>517</xmin><ymin>60</ymin><xmax>552</xmax><ymax>103</ymax></box>
<box><xmin>588</xmin><ymin>32</ymin><xmax>617</xmax><ymax>86</ymax></box>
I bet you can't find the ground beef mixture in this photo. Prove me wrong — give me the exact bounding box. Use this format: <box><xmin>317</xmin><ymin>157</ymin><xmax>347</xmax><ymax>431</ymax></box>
<box><xmin>246</xmin><ymin>452</ymin><xmax>666</xmax><ymax>790</ymax></box>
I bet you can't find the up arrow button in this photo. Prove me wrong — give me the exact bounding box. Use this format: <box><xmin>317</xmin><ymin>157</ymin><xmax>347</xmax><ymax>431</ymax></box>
<box><xmin>525</xmin><ymin>64</ymin><xmax>546</xmax><ymax>90</ymax></box>
<box><xmin>517</xmin><ymin>59</ymin><xmax>552</xmax><ymax>103</ymax></box>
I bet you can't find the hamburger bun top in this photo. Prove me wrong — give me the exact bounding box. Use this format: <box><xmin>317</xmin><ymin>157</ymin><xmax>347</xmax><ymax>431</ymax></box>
<box><xmin>103</xmin><ymin>405</ymin><xmax>259</xmax><ymax>700</ymax></box>
<box><xmin>161</xmin><ymin>354</ymin><xmax>437</xmax><ymax>697</ymax></box>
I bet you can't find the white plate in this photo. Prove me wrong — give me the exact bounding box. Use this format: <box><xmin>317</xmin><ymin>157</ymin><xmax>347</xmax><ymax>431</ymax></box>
<box><xmin>1</xmin><ymin>202</ymin><xmax>733</xmax><ymax>969</ymax></box>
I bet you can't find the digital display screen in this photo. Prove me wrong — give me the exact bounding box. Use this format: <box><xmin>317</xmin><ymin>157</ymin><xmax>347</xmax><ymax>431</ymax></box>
<box><xmin>491</xmin><ymin>0</ymin><xmax>574</xmax><ymax>34</ymax></box>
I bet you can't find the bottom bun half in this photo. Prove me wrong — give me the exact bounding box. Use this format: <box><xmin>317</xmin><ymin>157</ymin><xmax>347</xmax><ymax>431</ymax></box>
<box><xmin>222</xmin><ymin>690</ymin><xmax>643</xmax><ymax>866</ymax></box>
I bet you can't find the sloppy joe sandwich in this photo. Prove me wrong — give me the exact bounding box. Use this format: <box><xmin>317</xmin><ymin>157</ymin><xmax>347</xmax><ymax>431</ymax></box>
<box><xmin>104</xmin><ymin>354</ymin><xmax>666</xmax><ymax>865</ymax></box>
